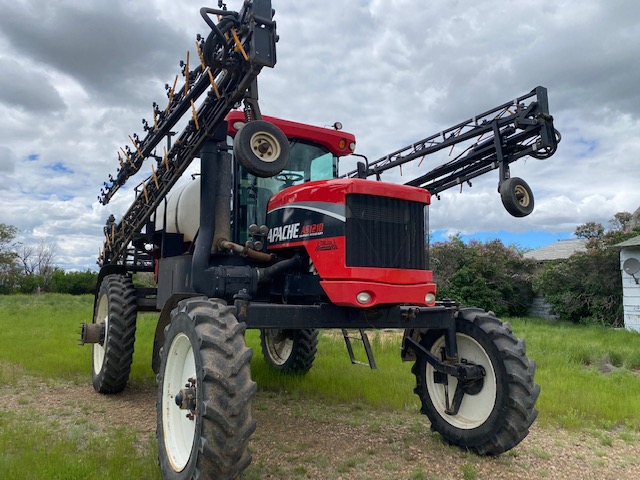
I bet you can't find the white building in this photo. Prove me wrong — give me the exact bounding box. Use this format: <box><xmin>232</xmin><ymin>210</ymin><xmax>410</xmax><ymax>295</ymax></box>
<box><xmin>614</xmin><ymin>235</ymin><xmax>640</xmax><ymax>332</ymax></box>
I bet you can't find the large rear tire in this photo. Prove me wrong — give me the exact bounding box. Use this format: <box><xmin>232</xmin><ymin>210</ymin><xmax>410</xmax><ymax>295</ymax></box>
<box><xmin>412</xmin><ymin>308</ymin><xmax>539</xmax><ymax>455</ymax></box>
<box><xmin>260</xmin><ymin>328</ymin><xmax>318</xmax><ymax>374</ymax></box>
<box><xmin>157</xmin><ymin>297</ymin><xmax>256</xmax><ymax>480</ymax></box>
<box><xmin>92</xmin><ymin>274</ymin><xmax>137</xmax><ymax>394</ymax></box>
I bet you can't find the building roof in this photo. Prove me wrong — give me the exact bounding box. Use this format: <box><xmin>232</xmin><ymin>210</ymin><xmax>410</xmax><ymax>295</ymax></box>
<box><xmin>523</xmin><ymin>238</ymin><xmax>588</xmax><ymax>261</ymax></box>
<box><xmin>613</xmin><ymin>235</ymin><xmax>640</xmax><ymax>249</ymax></box>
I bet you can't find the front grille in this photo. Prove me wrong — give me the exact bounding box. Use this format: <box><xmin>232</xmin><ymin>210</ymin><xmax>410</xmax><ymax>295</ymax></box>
<box><xmin>345</xmin><ymin>194</ymin><xmax>426</xmax><ymax>269</ymax></box>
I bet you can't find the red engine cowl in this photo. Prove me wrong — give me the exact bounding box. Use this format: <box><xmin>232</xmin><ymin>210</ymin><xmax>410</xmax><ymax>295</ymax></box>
<box><xmin>266</xmin><ymin>178</ymin><xmax>436</xmax><ymax>308</ymax></box>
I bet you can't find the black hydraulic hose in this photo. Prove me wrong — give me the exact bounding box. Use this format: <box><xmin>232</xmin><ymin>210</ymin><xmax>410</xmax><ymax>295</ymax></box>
<box><xmin>200</xmin><ymin>8</ymin><xmax>238</xmax><ymax>69</ymax></box>
<box><xmin>200</xmin><ymin>7</ymin><xmax>238</xmax><ymax>30</ymax></box>
<box><xmin>259</xmin><ymin>255</ymin><xmax>305</xmax><ymax>284</ymax></box>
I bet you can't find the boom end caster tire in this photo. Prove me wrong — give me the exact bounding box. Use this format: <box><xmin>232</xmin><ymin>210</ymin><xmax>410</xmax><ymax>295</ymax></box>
<box><xmin>500</xmin><ymin>177</ymin><xmax>534</xmax><ymax>218</ymax></box>
<box><xmin>412</xmin><ymin>308</ymin><xmax>539</xmax><ymax>455</ymax></box>
<box><xmin>157</xmin><ymin>297</ymin><xmax>256</xmax><ymax>480</ymax></box>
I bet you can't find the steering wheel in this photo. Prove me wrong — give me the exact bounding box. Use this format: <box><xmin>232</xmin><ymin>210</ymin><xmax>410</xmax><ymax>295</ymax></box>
<box><xmin>275</xmin><ymin>172</ymin><xmax>304</xmax><ymax>186</ymax></box>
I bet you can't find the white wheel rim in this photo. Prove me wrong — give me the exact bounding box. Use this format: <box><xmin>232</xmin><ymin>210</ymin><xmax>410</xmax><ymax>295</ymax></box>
<box><xmin>250</xmin><ymin>131</ymin><xmax>281</xmax><ymax>163</ymax></box>
<box><xmin>92</xmin><ymin>294</ymin><xmax>108</xmax><ymax>374</ymax></box>
<box><xmin>265</xmin><ymin>330</ymin><xmax>293</xmax><ymax>366</ymax></box>
<box><xmin>162</xmin><ymin>332</ymin><xmax>197</xmax><ymax>472</ymax></box>
<box><xmin>425</xmin><ymin>334</ymin><xmax>497</xmax><ymax>429</ymax></box>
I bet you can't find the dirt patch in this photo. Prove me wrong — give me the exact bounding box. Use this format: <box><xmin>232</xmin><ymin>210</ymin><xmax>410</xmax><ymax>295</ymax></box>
<box><xmin>2</xmin><ymin>377</ymin><xmax>640</xmax><ymax>480</ymax></box>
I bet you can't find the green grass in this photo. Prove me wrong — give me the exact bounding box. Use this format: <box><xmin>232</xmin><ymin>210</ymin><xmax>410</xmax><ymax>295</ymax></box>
<box><xmin>0</xmin><ymin>411</ymin><xmax>159</xmax><ymax>480</ymax></box>
<box><xmin>246</xmin><ymin>328</ymin><xmax>423</xmax><ymax>412</ymax></box>
<box><xmin>2</xmin><ymin>294</ymin><xmax>640</xmax><ymax>431</ymax></box>
<box><xmin>510</xmin><ymin>316</ymin><xmax>640</xmax><ymax>430</ymax></box>
<box><xmin>0</xmin><ymin>294</ymin><xmax>157</xmax><ymax>386</ymax></box>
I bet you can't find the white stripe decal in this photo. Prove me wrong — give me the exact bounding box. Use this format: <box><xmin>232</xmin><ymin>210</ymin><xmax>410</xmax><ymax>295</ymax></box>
<box><xmin>269</xmin><ymin>204</ymin><xmax>346</xmax><ymax>222</ymax></box>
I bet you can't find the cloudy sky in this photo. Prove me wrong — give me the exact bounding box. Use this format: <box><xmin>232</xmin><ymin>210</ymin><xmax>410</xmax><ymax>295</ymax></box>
<box><xmin>0</xmin><ymin>0</ymin><xmax>639</xmax><ymax>270</ymax></box>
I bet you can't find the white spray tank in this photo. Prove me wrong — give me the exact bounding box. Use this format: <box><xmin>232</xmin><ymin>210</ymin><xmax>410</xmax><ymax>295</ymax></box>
<box><xmin>153</xmin><ymin>177</ymin><xmax>201</xmax><ymax>242</ymax></box>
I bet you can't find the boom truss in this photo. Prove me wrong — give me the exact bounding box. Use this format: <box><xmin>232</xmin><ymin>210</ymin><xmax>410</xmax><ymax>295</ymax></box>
<box><xmin>99</xmin><ymin>0</ymin><xmax>277</xmax><ymax>267</ymax></box>
<box><xmin>348</xmin><ymin>86</ymin><xmax>559</xmax><ymax>195</ymax></box>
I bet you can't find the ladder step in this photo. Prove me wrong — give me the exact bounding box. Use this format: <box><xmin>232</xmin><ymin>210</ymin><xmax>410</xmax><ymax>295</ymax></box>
<box><xmin>341</xmin><ymin>329</ymin><xmax>377</xmax><ymax>369</ymax></box>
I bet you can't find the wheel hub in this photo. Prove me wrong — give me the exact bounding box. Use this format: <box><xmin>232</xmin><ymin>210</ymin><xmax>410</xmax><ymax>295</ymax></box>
<box><xmin>175</xmin><ymin>377</ymin><xmax>197</xmax><ymax>421</ymax></box>
<box><xmin>250</xmin><ymin>131</ymin><xmax>281</xmax><ymax>162</ymax></box>
<box><xmin>80</xmin><ymin>321</ymin><xmax>105</xmax><ymax>345</ymax></box>
<box><xmin>514</xmin><ymin>185</ymin><xmax>530</xmax><ymax>206</ymax></box>
<box><xmin>257</xmin><ymin>142</ymin><xmax>270</xmax><ymax>154</ymax></box>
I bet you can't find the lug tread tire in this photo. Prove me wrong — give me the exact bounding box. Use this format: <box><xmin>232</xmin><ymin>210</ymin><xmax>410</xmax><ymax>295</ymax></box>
<box><xmin>412</xmin><ymin>308</ymin><xmax>539</xmax><ymax>455</ymax></box>
<box><xmin>260</xmin><ymin>328</ymin><xmax>318</xmax><ymax>374</ymax></box>
<box><xmin>157</xmin><ymin>297</ymin><xmax>256</xmax><ymax>480</ymax></box>
<box><xmin>92</xmin><ymin>274</ymin><xmax>137</xmax><ymax>394</ymax></box>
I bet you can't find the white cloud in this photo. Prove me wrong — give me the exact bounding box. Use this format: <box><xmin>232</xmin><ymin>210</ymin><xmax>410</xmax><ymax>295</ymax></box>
<box><xmin>0</xmin><ymin>146</ymin><xmax>16</xmax><ymax>175</ymax></box>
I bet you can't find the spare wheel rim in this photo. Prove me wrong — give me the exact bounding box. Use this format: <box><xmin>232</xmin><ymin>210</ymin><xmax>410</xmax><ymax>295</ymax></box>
<box><xmin>250</xmin><ymin>131</ymin><xmax>281</xmax><ymax>163</ymax></box>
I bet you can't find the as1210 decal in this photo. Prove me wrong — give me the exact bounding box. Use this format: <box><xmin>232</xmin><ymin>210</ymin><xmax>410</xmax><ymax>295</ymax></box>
<box><xmin>267</xmin><ymin>222</ymin><xmax>324</xmax><ymax>243</ymax></box>
<box><xmin>266</xmin><ymin>202</ymin><xmax>345</xmax><ymax>246</ymax></box>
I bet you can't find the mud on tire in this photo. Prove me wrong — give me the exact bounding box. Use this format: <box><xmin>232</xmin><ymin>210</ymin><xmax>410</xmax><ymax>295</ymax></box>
<box><xmin>92</xmin><ymin>274</ymin><xmax>137</xmax><ymax>394</ymax></box>
<box><xmin>412</xmin><ymin>308</ymin><xmax>540</xmax><ymax>455</ymax></box>
<box><xmin>157</xmin><ymin>297</ymin><xmax>256</xmax><ymax>480</ymax></box>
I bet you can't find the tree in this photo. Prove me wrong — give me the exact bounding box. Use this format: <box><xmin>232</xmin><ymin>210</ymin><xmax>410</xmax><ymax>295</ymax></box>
<box><xmin>0</xmin><ymin>224</ymin><xmax>19</xmax><ymax>293</ymax></box>
<box><xmin>16</xmin><ymin>239</ymin><xmax>57</xmax><ymax>291</ymax></box>
<box><xmin>429</xmin><ymin>236</ymin><xmax>536</xmax><ymax>317</ymax></box>
<box><xmin>534</xmin><ymin>212</ymin><xmax>640</xmax><ymax>327</ymax></box>
<box><xmin>0</xmin><ymin>224</ymin><xmax>17</xmax><ymax>264</ymax></box>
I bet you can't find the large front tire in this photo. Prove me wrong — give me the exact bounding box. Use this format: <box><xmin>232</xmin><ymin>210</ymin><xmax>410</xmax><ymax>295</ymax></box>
<box><xmin>412</xmin><ymin>308</ymin><xmax>539</xmax><ymax>455</ymax></box>
<box><xmin>92</xmin><ymin>274</ymin><xmax>137</xmax><ymax>394</ymax></box>
<box><xmin>157</xmin><ymin>297</ymin><xmax>256</xmax><ymax>480</ymax></box>
<box><xmin>260</xmin><ymin>328</ymin><xmax>318</xmax><ymax>374</ymax></box>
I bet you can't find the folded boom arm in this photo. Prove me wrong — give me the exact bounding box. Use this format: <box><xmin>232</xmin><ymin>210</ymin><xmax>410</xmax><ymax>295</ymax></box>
<box><xmin>349</xmin><ymin>86</ymin><xmax>559</xmax><ymax>197</ymax></box>
<box><xmin>98</xmin><ymin>1</ymin><xmax>278</xmax><ymax>267</ymax></box>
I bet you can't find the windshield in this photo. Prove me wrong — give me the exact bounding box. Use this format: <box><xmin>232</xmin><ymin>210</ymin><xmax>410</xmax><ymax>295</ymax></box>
<box><xmin>234</xmin><ymin>139</ymin><xmax>338</xmax><ymax>241</ymax></box>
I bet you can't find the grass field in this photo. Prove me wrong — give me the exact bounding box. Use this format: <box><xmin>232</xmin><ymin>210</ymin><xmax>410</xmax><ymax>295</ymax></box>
<box><xmin>1</xmin><ymin>294</ymin><xmax>640</xmax><ymax>478</ymax></box>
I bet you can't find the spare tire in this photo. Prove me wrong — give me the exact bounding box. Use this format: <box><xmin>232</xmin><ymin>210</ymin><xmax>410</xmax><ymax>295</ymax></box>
<box><xmin>234</xmin><ymin>120</ymin><xmax>290</xmax><ymax>177</ymax></box>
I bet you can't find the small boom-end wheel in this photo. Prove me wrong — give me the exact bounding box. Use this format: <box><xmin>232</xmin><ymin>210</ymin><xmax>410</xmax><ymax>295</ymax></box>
<box><xmin>157</xmin><ymin>297</ymin><xmax>256</xmax><ymax>480</ymax></box>
<box><xmin>500</xmin><ymin>177</ymin><xmax>534</xmax><ymax>217</ymax></box>
<box><xmin>234</xmin><ymin>120</ymin><xmax>290</xmax><ymax>177</ymax></box>
<box><xmin>412</xmin><ymin>308</ymin><xmax>539</xmax><ymax>455</ymax></box>
<box><xmin>260</xmin><ymin>328</ymin><xmax>318</xmax><ymax>374</ymax></box>
<box><xmin>92</xmin><ymin>274</ymin><xmax>137</xmax><ymax>394</ymax></box>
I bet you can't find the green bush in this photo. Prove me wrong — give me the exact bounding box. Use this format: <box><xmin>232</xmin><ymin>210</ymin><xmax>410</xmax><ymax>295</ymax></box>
<box><xmin>16</xmin><ymin>274</ymin><xmax>43</xmax><ymax>294</ymax></box>
<box><xmin>533</xmin><ymin>212</ymin><xmax>640</xmax><ymax>327</ymax></box>
<box><xmin>49</xmin><ymin>269</ymin><xmax>98</xmax><ymax>295</ymax></box>
<box><xmin>429</xmin><ymin>236</ymin><xmax>535</xmax><ymax>317</ymax></box>
<box><xmin>534</xmin><ymin>249</ymin><xmax>623</xmax><ymax>326</ymax></box>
